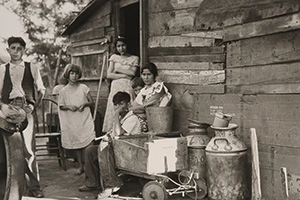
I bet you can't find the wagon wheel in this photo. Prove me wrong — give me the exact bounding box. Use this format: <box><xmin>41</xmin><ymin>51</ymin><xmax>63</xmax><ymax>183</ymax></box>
<box><xmin>187</xmin><ymin>178</ymin><xmax>207</xmax><ymax>200</ymax></box>
<box><xmin>0</xmin><ymin>132</ymin><xmax>25</xmax><ymax>200</ymax></box>
<box><xmin>142</xmin><ymin>181</ymin><xmax>168</xmax><ymax>200</ymax></box>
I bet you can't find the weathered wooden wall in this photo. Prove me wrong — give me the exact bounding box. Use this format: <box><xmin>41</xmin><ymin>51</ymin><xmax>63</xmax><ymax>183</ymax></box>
<box><xmin>64</xmin><ymin>0</ymin><xmax>300</xmax><ymax>198</ymax></box>
<box><xmin>148</xmin><ymin>0</ymin><xmax>225</xmax><ymax>133</ymax></box>
<box><xmin>186</xmin><ymin>0</ymin><xmax>300</xmax><ymax>199</ymax></box>
<box><xmin>66</xmin><ymin>1</ymin><xmax>116</xmax><ymax>122</ymax></box>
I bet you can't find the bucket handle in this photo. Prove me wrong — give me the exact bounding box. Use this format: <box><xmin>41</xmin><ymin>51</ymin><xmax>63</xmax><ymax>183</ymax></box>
<box><xmin>212</xmin><ymin>138</ymin><xmax>232</xmax><ymax>151</ymax></box>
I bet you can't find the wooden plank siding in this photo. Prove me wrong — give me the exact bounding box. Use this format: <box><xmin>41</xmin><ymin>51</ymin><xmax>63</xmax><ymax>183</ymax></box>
<box><xmin>158</xmin><ymin>70</ymin><xmax>225</xmax><ymax>85</ymax></box>
<box><xmin>154</xmin><ymin>62</ymin><xmax>224</xmax><ymax>71</ymax></box>
<box><xmin>147</xmin><ymin>0</ymin><xmax>228</xmax><ymax>134</ymax></box>
<box><xmin>226</xmin><ymin>29</ymin><xmax>300</xmax><ymax>94</ymax></box>
<box><xmin>64</xmin><ymin>1</ymin><xmax>300</xmax><ymax>198</ymax></box>
<box><xmin>149</xmin><ymin>36</ymin><xmax>216</xmax><ymax>48</ymax></box>
<box><xmin>149</xmin><ymin>0</ymin><xmax>203</xmax><ymax>13</ymax></box>
<box><xmin>224</xmin><ymin>12</ymin><xmax>300</xmax><ymax>42</ymax></box>
<box><xmin>227</xmin><ymin>30</ymin><xmax>300</xmax><ymax>68</ymax></box>
<box><xmin>194</xmin><ymin>0</ymin><xmax>300</xmax><ymax>30</ymax></box>
<box><xmin>222</xmin><ymin>17</ymin><xmax>300</xmax><ymax>199</ymax></box>
<box><xmin>64</xmin><ymin>1</ymin><xmax>116</xmax><ymax>129</ymax></box>
<box><xmin>226</xmin><ymin>62</ymin><xmax>300</xmax><ymax>94</ymax></box>
<box><xmin>148</xmin><ymin>8</ymin><xmax>199</xmax><ymax>37</ymax></box>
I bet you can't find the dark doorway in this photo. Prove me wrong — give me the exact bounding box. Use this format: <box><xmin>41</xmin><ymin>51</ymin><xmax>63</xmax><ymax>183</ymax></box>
<box><xmin>120</xmin><ymin>3</ymin><xmax>140</xmax><ymax>57</ymax></box>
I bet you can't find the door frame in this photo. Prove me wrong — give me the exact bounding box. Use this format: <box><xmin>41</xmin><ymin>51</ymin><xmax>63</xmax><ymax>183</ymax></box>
<box><xmin>115</xmin><ymin>0</ymin><xmax>148</xmax><ymax>67</ymax></box>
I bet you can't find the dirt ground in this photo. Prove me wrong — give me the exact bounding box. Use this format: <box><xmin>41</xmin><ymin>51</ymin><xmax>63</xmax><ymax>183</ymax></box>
<box><xmin>35</xmin><ymin>158</ymin><xmax>198</xmax><ymax>200</ymax></box>
<box><xmin>21</xmin><ymin>138</ymin><xmax>199</xmax><ymax>200</ymax></box>
<box><xmin>21</xmin><ymin>157</ymin><xmax>196</xmax><ymax>200</ymax></box>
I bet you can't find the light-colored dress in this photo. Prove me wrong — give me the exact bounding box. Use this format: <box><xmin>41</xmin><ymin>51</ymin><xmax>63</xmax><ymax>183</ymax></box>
<box><xmin>58</xmin><ymin>83</ymin><xmax>95</xmax><ymax>149</ymax></box>
<box><xmin>102</xmin><ymin>54</ymin><xmax>139</xmax><ymax>132</ymax></box>
<box><xmin>135</xmin><ymin>81</ymin><xmax>172</xmax><ymax>107</ymax></box>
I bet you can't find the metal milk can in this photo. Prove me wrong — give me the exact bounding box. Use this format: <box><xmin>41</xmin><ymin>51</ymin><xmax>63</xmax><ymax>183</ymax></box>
<box><xmin>186</xmin><ymin>122</ymin><xmax>210</xmax><ymax>180</ymax></box>
<box><xmin>205</xmin><ymin>124</ymin><xmax>249</xmax><ymax>200</ymax></box>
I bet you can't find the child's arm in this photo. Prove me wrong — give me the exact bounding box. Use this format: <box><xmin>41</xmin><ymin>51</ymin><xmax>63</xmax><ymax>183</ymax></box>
<box><xmin>78</xmin><ymin>92</ymin><xmax>94</xmax><ymax>112</ymax></box>
<box><xmin>113</xmin><ymin>65</ymin><xmax>137</xmax><ymax>77</ymax></box>
<box><xmin>112</xmin><ymin>106</ymin><xmax>126</xmax><ymax>136</ymax></box>
<box><xmin>59</xmin><ymin>105</ymin><xmax>77</xmax><ymax>111</ymax></box>
<box><xmin>107</xmin><ymin>61</ymin><xmax>132</xmax><ymax>80</ymax></box>
<box><xmin>130</xmin><ymin>101</ymin><xmax>146</xmax><ymax>114</ymax></box>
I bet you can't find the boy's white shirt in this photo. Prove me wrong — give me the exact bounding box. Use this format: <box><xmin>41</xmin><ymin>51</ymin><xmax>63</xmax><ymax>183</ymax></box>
<box><xmin>98</xmin><ymin>110</ymin><xmax>140</xmax><ymax>151</ymax></box>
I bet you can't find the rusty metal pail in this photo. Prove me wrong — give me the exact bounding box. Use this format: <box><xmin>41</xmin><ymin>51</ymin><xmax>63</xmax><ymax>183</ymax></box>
<box><xmin>205</xmin><ymin>124</ymin><xmax>249</xmax><ymax>200</ymax></box>
<box><xmin>146</xmin><ymin>107</ymin><xmax>173</xmax><ymax>134</ymax></box>
<box><xmin>212</xmin><ymin>112</ymin><xmax>232</xmax><ymax>127</ymax></box>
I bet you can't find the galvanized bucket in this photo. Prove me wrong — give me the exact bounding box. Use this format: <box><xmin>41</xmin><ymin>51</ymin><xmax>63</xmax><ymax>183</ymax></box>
<box><xmin>146</xmin><ymin>107</ymin><xmax>173</xmax><ymax>134</ymax></box>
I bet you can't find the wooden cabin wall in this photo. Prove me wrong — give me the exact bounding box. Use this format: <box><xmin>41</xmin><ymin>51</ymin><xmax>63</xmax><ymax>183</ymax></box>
<box><xmin>189</xmin><ymin>0</ymin><xmax>300</xmax><ymax>199</ymax></box>
<box><xmin>147</xmin><ymin>0</ymin><xmax>226</xmax><ymax>133</ymax></box>
<box><xmin>67</xmin><ymin>1</ymin><xmax>116</xmax><ymax>123</ymax></box>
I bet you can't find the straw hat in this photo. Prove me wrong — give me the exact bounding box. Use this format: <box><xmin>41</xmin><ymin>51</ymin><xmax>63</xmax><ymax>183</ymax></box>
<box><xmin>0</xmin><ymin>104</ymin><xmax>28</xmax><ymax>132</ymax></box>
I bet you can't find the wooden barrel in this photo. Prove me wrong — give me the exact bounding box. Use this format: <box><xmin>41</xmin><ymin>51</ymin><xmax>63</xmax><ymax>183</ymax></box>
<box><xmin>0</xmin><ymin>131</ymin><xmax>25</xmax><ymax>200</ymax></box>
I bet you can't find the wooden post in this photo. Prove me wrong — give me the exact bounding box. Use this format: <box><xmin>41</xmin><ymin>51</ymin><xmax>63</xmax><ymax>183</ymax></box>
<box><xmin>251</xmin><ymin>128</ymin><xmax>262</xmax><ymax>200</ymax></box>
<box><xmin>93</xmin><ymin>51</ymin><xmax>108</xmax><ymax>121</ymax></box>
<box><xmin>53</xmin><ymin>49</ymin><xmax>62</xmax><ymax>86</ymax></box>
<box><xmin>280</xmin><ymin>167</ymin><xmax>289</xmax><ymax>199</ymax></box>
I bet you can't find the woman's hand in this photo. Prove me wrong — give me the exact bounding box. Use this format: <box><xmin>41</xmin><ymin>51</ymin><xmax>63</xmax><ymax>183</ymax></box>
<box><xmin>143</xmin><ymin>99</ymin><xmax>159</xmax><ymax>107</ymax></box>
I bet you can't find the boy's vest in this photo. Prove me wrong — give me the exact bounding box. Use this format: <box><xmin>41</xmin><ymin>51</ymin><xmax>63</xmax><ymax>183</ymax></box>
<box><xmin>2</xmin><ymin>62</ymin><xmax>35</xmax><ymax>105</ymax></box>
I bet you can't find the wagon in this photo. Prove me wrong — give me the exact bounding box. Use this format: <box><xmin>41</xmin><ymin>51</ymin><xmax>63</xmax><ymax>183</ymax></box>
<box><xmin>112</xmin><ymin>133</ymin><xmax>207</xmax><ymax>200</ymax></box>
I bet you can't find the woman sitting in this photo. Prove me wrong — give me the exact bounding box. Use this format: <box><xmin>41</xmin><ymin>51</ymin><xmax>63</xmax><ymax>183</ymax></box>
<box><xmin>130</xmin><ymin>62</ymin><xmax>172</xmax><ymax>114</ymax></box>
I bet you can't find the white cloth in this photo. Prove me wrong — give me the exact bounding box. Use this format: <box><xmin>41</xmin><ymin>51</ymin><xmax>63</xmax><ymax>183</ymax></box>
<box><xmin>100</xmin><ymin>110</ymin><xmax>141</xmax><ymax>151</ymax></box>
<box><xmin>135</xmin><ymin>81</ymin><xmax>172</xmax><ymax>106</ymax></box>
<box><xmin>120</xmin><ymin>110</ymin><xmax>141</xmax><ymax>135</ymax></box>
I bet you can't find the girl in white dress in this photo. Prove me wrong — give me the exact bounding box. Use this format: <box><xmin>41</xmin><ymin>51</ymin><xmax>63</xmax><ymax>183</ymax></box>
<box><xmin>102</xmin><ymin>37</ymin><xmax>139</xmax><ymax>132</ymax></box>
<box><xmin>58</xmin><ymin>64</ymin><xmax>95</xmax><ymax>175</ymax></box>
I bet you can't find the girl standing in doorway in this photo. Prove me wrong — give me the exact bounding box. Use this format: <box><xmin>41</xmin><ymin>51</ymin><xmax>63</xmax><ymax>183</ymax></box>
<box><xmin>102</xmin><ymin>36</ymin><xmax>139</xmax><ymax>133</ymax></box>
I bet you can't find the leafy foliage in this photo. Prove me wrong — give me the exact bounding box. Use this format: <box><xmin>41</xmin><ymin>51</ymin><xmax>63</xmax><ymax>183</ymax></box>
<box><xmin>2</xmin><ymin>0</ymin><xmax>89</xmax><ymax>86</ymax></box>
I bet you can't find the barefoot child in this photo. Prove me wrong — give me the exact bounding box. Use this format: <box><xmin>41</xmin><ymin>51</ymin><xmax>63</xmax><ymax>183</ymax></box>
<box><xmin>58</xmin><ymin>64</ymin><xmax>95</xmax><ymax>175</ymax></box>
